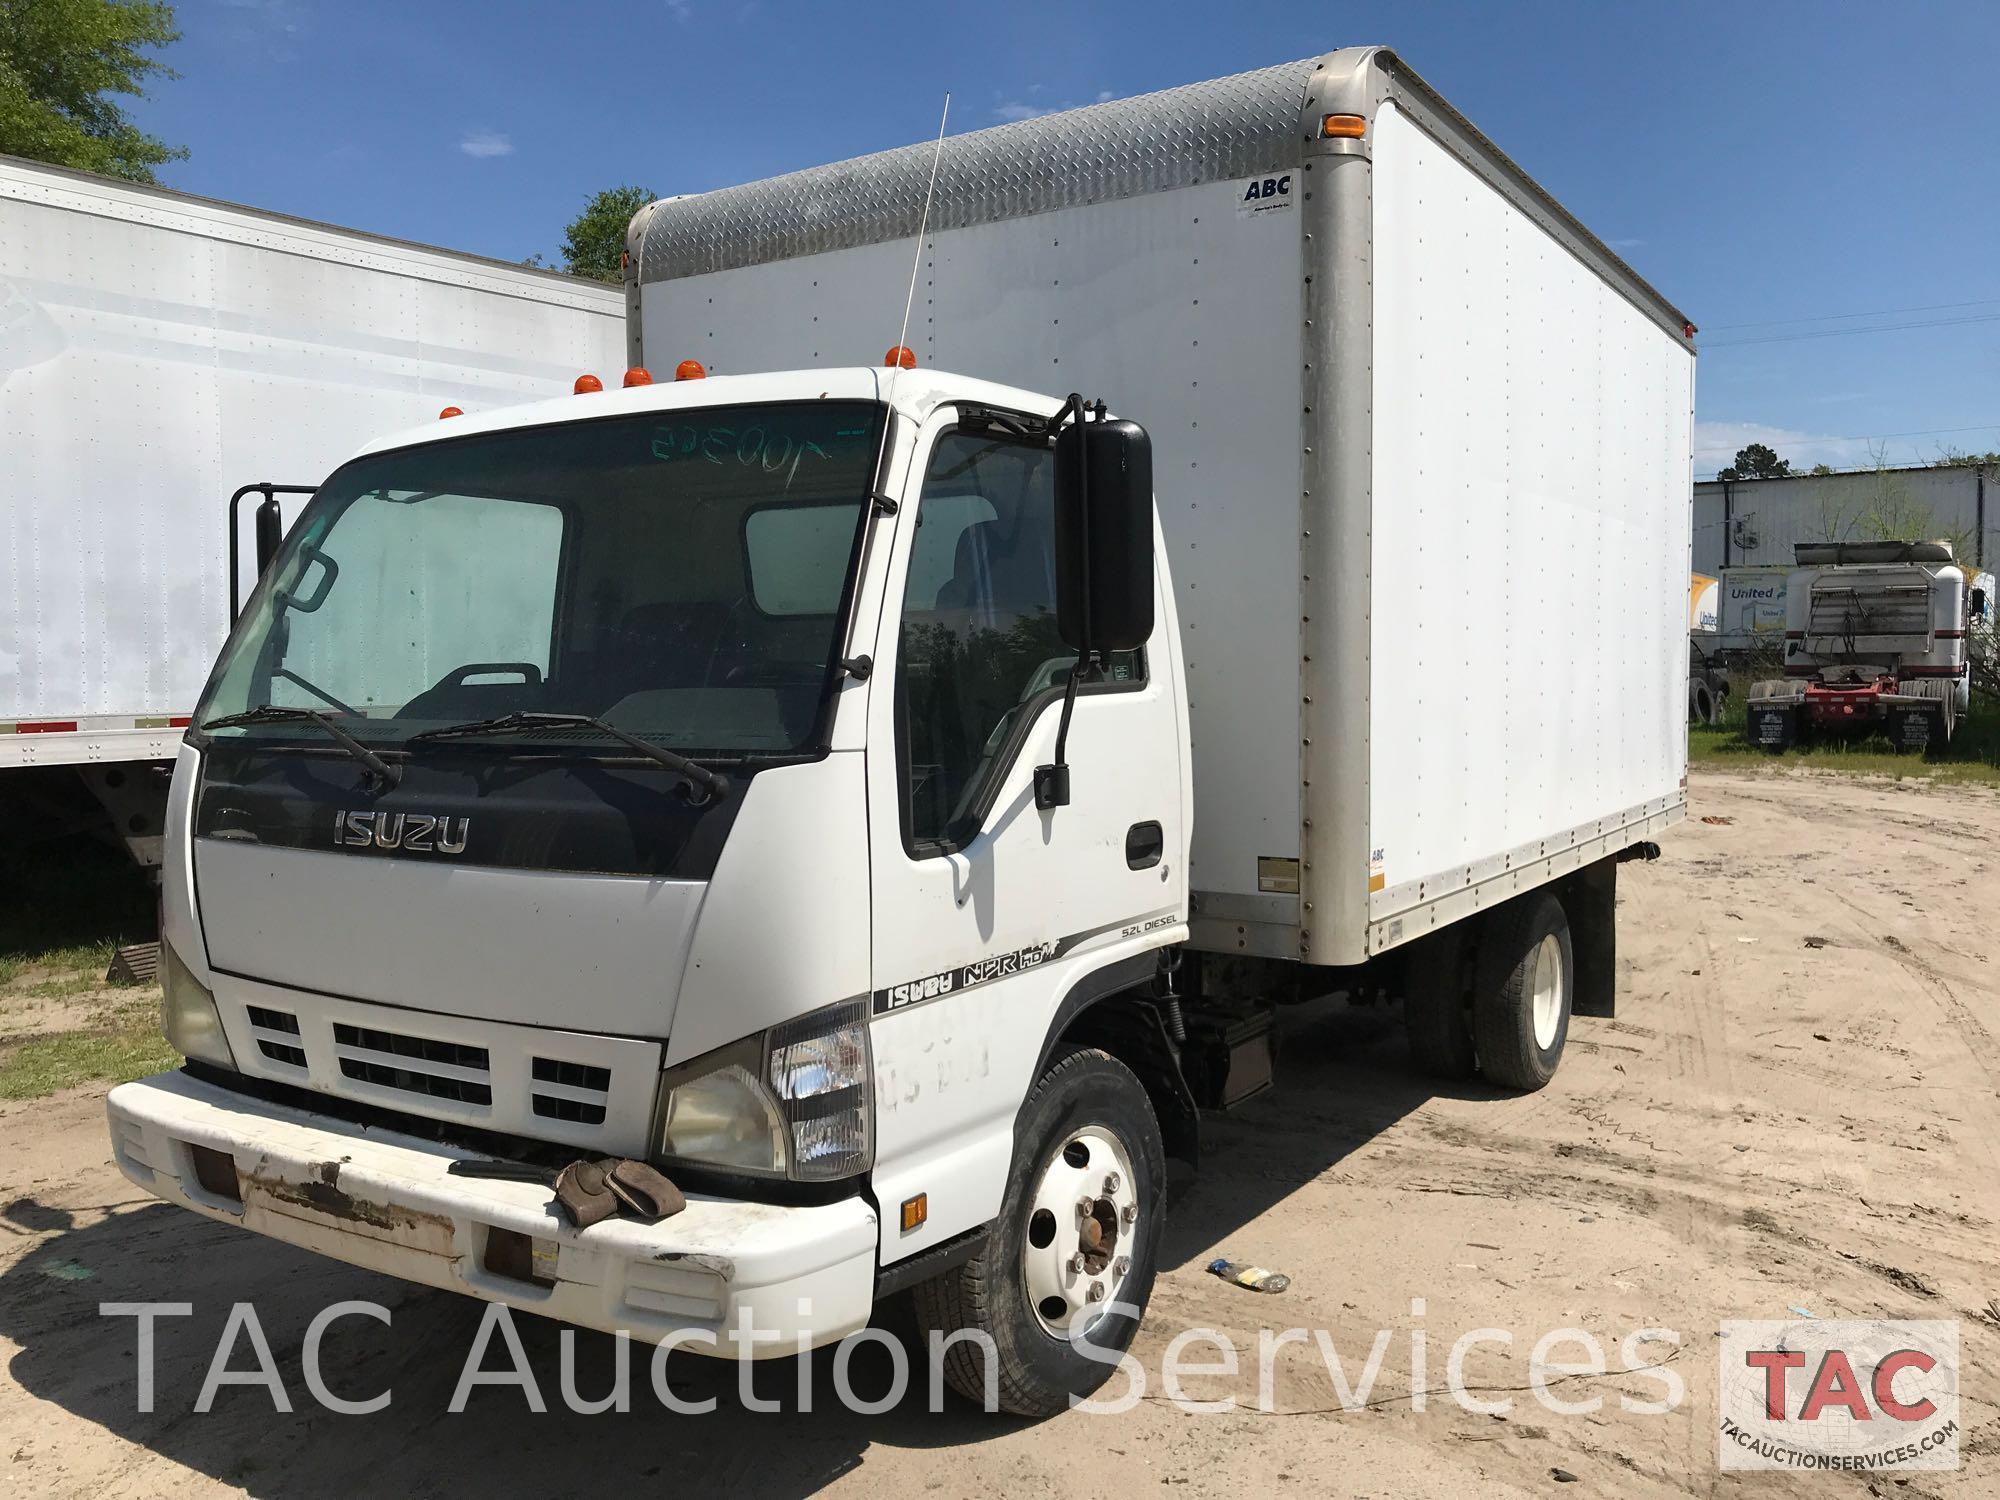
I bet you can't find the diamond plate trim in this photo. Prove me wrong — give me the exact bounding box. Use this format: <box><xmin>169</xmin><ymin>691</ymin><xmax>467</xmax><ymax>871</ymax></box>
<box><xmin>636</xmin><ymin>57</ymin><xmax>1319</xmax><ymax>282</ymax></box>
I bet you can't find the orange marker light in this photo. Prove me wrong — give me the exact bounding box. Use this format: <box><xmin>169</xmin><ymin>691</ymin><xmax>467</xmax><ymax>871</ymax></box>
<box><xmin>1321</xmin><ymin>113</ymin><xmax>1367</xmax><ymax>139</ymax></box>
<box><xmin>900</xmin><ymin>1194</ymin><xmax>928</xmax><ymax>1232</ymax></box>
<box><xmin>438</xmin><ymin>406</ymin><xmax>464</xmax><ymax>419</ymax></box>
<box><xmin>574</xmin><ymin>373</ymin><xmax>603</xmax><ymax>394</ymax></box>
<box><xmin>675</xmin><ymin>359</ymin><xmax>706</xmax><ymax>381</ymax></box>
<box><xmin>884</xmin><ymin>344</ymin><xmax>916</xmax><ymax>370</ymax></box>
<box><xmin>623</xmin><ymin>366</ymin><xmax>653</xmax><ymax>388</ymax></box>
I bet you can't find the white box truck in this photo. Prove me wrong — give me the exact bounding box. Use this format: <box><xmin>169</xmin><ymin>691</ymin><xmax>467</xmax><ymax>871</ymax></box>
<box><xmin>106</xmin><ymin>47</ymin><xmax>1693</xmax><ymax>1416</ymax></box>
<box><xmin>0</xmin><ymin>155</ymin><xmax>624</xmax><ymax>862</ymax></box>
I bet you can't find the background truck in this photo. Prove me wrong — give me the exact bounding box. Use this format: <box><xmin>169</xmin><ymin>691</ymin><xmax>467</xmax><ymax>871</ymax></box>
<box><xmin>1689</xmin><ymin>572</ymin><xmax>1729</xmax><ymax>723</ymax></box>
<box><xmin>106</xmin><ymin>46</ymin><xmax>1693</xmax><ymax>1417</ymax></box>
<box><xmin>1746</xmin><ymin>540</ymin><xmax>1993</xmax><ymax>751</ymax></box>
<box><xmin>0</xmin><ymin>154</ymin><xmax>624</xmax><ymax>866</ymax></box>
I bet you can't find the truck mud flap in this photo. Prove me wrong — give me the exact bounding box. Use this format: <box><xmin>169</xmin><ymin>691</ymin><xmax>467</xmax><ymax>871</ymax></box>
<box><xmin>1745</xmin><ymin>702</ymin><xmax>1798</xmax><ymax>750</ymax></box>
<box><xmin>1890</xmin><ymin>709</ymin><xmax>1935</xmax><ymax>754</ymax></box>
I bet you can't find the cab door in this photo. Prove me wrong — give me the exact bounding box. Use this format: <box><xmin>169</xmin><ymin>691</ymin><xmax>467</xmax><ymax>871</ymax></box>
<box><xmin>863</xmin><ymin>406</ymin><xmax>1188</xmax><ymax>1263</ymax></box>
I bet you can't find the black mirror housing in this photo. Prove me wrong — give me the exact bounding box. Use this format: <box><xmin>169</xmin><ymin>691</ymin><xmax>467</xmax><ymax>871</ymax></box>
<box><xmin>1054</xmin><ymin>419</ymin><xmax>1154</xmax><ymax>654</ymax></box>
<box><xmin>254</xmin><ymin>493</ymin><xmax>285</xmax><ymax>575</ymax></box>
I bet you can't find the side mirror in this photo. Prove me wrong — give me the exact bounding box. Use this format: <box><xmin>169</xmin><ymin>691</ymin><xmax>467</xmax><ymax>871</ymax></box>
<box><xmin>254</xmin><ymin>492</ymin><xmax>285</xmax><ymax>576</ymax></box>
<box><xmin>227</xmin><ymin>481</ymin><xmax>317</xmax><ymax>623</ymax></box>
<box><xmin>1053</xmin><ymin>418</ymin><xmax>1154</xmax><ymax>654</ymax></box>
<box><xmin>1971</xmin><ymin>587</ymin><xmax>1988</xmax><ymax>621</ymax></box>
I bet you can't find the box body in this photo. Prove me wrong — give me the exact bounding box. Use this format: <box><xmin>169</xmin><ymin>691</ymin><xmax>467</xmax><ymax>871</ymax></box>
<box><xmin>631</xmin><ymin>47</ymin><xmax>1692</xmax><ymax>963</ymax></box>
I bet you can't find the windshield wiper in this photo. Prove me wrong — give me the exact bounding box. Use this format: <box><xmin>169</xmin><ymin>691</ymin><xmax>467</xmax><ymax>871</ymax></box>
<box><xmin>406</xmin><ymin>712</ymin><xmax>731</xmax><ymax>800</ymax></box>
<box><xmin>200</xmin><ymin>705</ymin><xmax>401</xmax><ymax>787</ymax></box>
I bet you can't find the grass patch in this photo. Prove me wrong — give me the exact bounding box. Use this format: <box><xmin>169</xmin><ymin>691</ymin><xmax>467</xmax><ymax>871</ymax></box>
<box><xmin>1691</xmin><ymin>697</ymin><xmax>2000</xmax><ymax>785</ymax></box>
<box><xmin>26</xmin><ymin>975</ymin><xmax>107</xmax><ymax>1002</ymax></box>
<box><xmin>0</xmin><ymin>1022</ymin><xmax>177</xmax><ymax>1101</ymax></box>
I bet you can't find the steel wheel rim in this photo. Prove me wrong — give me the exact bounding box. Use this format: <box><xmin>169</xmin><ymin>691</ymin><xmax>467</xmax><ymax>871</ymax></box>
<box><xmin>1530</xmin><ymin>932</ymin><xmax>1565</xmax><ymax>1051</ymax></box>
<box><xmin>1021</xmin><ymin>1125</ymin><xmax>1139</xmax><ymax>1340</ymax></box>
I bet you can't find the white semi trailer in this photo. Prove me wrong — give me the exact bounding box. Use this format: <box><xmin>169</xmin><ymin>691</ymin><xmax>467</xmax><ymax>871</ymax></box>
<box><xmin>0</xmin><ymin>155</ymin><xmax>624</xmax><ymax>862</ymax></box>
<box><xmin>106</xmin><ymin>48</ymin><xmax>1693</xmax><ymax>1415</ymax></box>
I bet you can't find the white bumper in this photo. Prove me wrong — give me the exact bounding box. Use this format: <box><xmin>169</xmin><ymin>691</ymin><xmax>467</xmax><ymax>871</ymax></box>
<box><xmin>107</xmin><ymin>1070</ymin><xmax>880</xmax><ymax>1355</ymax></box>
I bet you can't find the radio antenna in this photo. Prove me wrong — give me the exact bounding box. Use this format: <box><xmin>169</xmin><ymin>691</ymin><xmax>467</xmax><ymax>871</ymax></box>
<box><xmin>890</xmin><ymin>91</ymin><xmax>950</xmax><ymax>394</ymax></box>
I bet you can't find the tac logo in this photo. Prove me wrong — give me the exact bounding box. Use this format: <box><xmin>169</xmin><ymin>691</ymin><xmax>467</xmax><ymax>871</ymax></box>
<box><xmin>1718</xmin><ymin>1320</ymin><xmax>1958</xmax><ymax>1471</ymax></box>
<box><xmin>1236</xmin><ymin>174</ymin><xmax>1293</xmax><ymax>217</ymax></box>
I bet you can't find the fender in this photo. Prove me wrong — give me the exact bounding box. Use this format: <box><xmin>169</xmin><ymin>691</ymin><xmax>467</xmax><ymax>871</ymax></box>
<box><xmin>1033</xmin><ymin>954</ymin><xmax>1201</xmax><ymax>1170</ymax></box>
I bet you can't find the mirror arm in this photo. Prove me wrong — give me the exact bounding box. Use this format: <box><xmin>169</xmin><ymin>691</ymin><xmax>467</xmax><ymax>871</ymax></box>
<box><xmin>1037</xmin><ymin>395</ymin><xmax>1095</xmax><ymax>811</ymax></box>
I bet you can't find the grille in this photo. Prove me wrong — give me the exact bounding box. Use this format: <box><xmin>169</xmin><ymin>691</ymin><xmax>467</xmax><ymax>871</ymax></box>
<box><xmin>226</xmin><ymin>996</ymin><xmax>643</xmax><ymax>1148</ymax></box>
<box><xmin>531</xmin><ymin>1056</ymin><xmax>612</xmax><ymax>1126</ymax></box>
<box><xmin>1807</xmin><ymin>585</ymin><xmax>1931</xmax><ymax>640</ymax></box>
<box><xmin>333</xmin><ymin>1022</ymin><xmax>493</xmax><ymax>1108</ymax></box>
<box><xmin>246</xmin><ymin>1005</ymin><xmax>307</xmax><ymax>1070</ymax></box>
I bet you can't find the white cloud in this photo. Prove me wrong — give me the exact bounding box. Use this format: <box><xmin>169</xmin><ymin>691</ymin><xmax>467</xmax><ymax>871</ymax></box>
<box><xmin>1692</xmin><ymin>420</ymin><xmax>1882</xmax><ymax>477</ymax></box>
<box><xmin>665</xmin><ymin>0</ymin><xmax>692</xmax><ymax>19</ymax></box>
<box><xmin>459</xmin><ymin>130</ymin><xmax>514</xmax><ymax>160</ymax></box>
<box><xmin>993</xmin><ymin>87</ymin><xmax>1114</xmax><ymax>124</ymax></box>
<box><xmin>1606</xmin><ymin>236</ymin><xmax>1645</xmax><ymax>250</ymax></box>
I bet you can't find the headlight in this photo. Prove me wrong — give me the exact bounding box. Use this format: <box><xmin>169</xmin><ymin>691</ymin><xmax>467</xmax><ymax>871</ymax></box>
<box><xmin>659</xmin><ymin>1038</ymin><xmax>788</xmax><ymax>1175</ymax></box>
<box><xmin>161</xmin><ymin>939</ymin><xmax>237</xmax><ymax>1070</ymax></box>
<box><xmin>658</xmin><ymin>1000</ymin><xmax>873</xmax><ymax>1182</ymax></box>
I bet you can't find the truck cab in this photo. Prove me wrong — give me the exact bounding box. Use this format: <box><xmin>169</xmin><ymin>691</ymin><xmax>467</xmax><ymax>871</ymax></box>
<box><xmin>1748</xmin><ymin>540</ymin><xmax>1989</xmax><ymax>752</ymax></box>
<box><xmin>110</xmin><ymin>364</ymin><xmax>1196</xmax><ymax>1414</ymax></box>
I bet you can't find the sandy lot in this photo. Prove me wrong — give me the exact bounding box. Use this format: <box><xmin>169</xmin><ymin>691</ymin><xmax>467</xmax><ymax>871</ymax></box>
<box><xmin>2</xmin><ymin>766</ymin><xmax>1996</xmax><ymax>1497</ymax></box>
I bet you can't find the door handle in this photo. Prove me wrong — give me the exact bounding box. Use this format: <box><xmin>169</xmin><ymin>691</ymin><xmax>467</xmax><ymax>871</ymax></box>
<box><xmin>1125</xmin><ymin>821</ymin><xmax>1164</xmax><ymax>870</ymax></box>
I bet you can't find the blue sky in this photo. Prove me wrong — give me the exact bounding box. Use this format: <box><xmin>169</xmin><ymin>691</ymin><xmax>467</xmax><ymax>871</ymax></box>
<box><xmin>134</xmin><ymin>1</ymin><xmax>2000</xmax><ymax>478</ymax></box>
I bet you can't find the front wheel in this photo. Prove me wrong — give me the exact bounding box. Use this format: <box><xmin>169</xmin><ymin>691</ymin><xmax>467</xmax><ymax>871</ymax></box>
<box><xmin>1472</xmin><ymin>893</ymin><xmax>1574</xmax><ymax>1092</ymax></box>
<box><xmin>911</xmin><ymin>1045</ymin><xmax>1165</xmax><ymax>1416</ymax></box>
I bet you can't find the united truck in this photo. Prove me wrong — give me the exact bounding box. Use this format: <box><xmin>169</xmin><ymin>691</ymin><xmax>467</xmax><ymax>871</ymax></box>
<box><xmin>106</xmin><ymin>48</ymin><xmax>1694</xmax><ymax>1416</ymax></box>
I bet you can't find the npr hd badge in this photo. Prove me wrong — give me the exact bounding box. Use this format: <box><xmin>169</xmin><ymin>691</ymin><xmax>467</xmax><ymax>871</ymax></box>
<box><xmin>1237</xmin><ymin>172</ymin><xmax>1294</xmax><ymax>218</ymax></box>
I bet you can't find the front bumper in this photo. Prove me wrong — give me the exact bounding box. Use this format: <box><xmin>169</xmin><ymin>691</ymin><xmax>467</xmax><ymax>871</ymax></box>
<box><xmin>107</xmin><ymin>1070</ymin><xmax>879</xmax><ymax>1355</ymax></box>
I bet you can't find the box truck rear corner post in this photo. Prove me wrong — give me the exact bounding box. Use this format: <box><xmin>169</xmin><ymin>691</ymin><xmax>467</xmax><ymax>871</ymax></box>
<box><xmin>104</xmin><ymin>47</ymin><xmax>1694</xmax><ymax>1418</ymax></box>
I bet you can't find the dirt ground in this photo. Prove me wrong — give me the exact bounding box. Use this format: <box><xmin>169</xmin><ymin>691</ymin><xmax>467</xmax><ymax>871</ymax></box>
<box><xmin>2</xmin><ymin>766</ymin><xmax>1997</xmax><ymax>1497</ymax></box>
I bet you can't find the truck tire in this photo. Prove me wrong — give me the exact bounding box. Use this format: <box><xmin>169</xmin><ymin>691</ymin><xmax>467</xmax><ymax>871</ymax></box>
<box><xmin>1471</xmin><ymin>893</ymin><xmax>1574</xmax><ymax>1092</ymax></box>
<box><xmin>1403</xmin><ymin>927</ymin><xmax>1477</xmax><ymax>1079</ymax></box>
<box><xmin>911</xmin><ymin>1045</ymin><xmax>1165</xmax><ymax>1416</ymax></box>
<box><xmin>1689</xmin><ymin>681</ymin><xmax>1715</xmax><ymax>726</ymax></box>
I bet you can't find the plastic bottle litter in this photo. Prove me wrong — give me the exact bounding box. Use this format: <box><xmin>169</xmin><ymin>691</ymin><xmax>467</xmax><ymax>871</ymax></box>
<box><xmin>1208</xmin><ymin>1258</ymin><xmax>1290</xmax><ymax>1293</ymax></box>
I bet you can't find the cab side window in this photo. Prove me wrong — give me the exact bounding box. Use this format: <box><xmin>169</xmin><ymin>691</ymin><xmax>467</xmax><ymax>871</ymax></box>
<box><xmin>896</xmin><ymin>430</ymin><xmax>1141</xmax><ymax>848</ymax></box>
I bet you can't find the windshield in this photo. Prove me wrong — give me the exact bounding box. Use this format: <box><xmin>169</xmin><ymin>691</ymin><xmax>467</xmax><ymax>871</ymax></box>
<box><xmin>197</xmin><ymin>401</ymin><xmax>885</xmax><ymax>757</ymax></box>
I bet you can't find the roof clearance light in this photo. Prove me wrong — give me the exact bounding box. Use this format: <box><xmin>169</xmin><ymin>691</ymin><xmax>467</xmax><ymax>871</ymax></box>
<box><xmin>675</xmin><ymin>359</ymin><xmax>706</xmax><ymax>381</ymax></box>
<box><xmin>884</xmin><ymin>345</ymin><xmax>916</xmax><ymax>370</ymax></box>
<box><xmin>1682</xmin><ymin>321</ymin><xmax>1698</xmax><ymax>339</ymax></box>
<box><xmin>439</xmin><ymin>406</ymin><xmax>464</xmax><ymax>419</ymax></box>
<box><xmin>623</xmin><ymin>367</ymin><xmax>653</xmax><ymax>387</ymax></box>
<box><xmin>574</xmin><ymin>373</ymin><xmax>604</xmax><ymax>394</ymax></box>
<box><xmin>1322</xmin><ymin>114</ymin><xmax>1366</xmax><ymax>139</ymax></box>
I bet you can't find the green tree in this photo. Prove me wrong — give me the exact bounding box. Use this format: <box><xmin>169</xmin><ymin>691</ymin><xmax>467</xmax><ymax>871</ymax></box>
<box><xmin>0</xmin><ymin>0</ymin><xmax>185</xmax><ymax>183</ymax></box>
<box><xmin>1715</xmin><ymin>442</ymin><xmax>1792</xmax><ymax>481</ymax></box>
<box><xmin>557</xmin><ymin>184</ymin><xmax>652</xmax><ymax>283</ymax></box>
<box><xmin>1931</xmin><ymin>445</ymin><xmax>2000</xmax><ymax>469</ymax></box>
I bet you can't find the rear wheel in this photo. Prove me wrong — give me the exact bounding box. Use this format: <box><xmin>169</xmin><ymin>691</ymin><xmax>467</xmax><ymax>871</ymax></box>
<box><xmin>912</xmin><ymin>1045</ymin><xmax>1165</xmax><ymax>1416</ymax></box>
<box><xmin>1472</xmin><ymin>893</ymin><xmax>1574</xmax><ymax>1092</ymax></box>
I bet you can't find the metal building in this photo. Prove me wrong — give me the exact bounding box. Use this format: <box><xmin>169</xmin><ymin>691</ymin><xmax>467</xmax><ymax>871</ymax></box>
<box><xmin>1693</xmin><ymin>463</ymin><xmax>1996</xmax><ymax>576</ymax></box>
